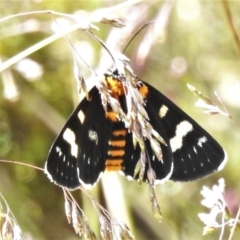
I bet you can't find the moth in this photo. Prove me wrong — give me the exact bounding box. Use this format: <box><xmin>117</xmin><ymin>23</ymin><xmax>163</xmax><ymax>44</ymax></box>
<box><xmin>45</xmin><ymin>70</ymin><xmax>227</xmax><ymax>189</ymax></box>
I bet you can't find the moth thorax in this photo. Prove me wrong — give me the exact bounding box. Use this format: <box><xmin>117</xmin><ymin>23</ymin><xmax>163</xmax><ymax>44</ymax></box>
<box><xmin>105</xmin><ymin>76</ymin><xmax>125</xmax><ymax>99</ymax></box>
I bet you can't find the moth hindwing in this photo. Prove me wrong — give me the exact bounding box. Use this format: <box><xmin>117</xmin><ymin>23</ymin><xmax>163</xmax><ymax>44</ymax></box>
<box><xmin>45</xmin><ymin>71</ymin><xmax>227</xmax><ymax>189</ymax></box>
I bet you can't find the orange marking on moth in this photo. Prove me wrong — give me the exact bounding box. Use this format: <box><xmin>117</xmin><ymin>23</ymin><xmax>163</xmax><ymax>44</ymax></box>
<box><xmin>106</xmin><ymin>77</ymin><xmax>125</xmax><ymax>97</ymax></box>
<box><xmin>105</xmin><ymin>159</ymin><xmax>123</xmax><ymax>171</ymax></box>
<box><xmin>109</xmin><ymin>140</ymin><xmax>126</xmax><ymax>147</ymax></box>
<box><xmin>139</xmin><ymin>85</ymin><xmax>148</xmax><ymax>98</ymax></box>
<box><xmin>108</xmin><ymin>150</ymin><xmax>125</xmax><ymax>157</ymax></box>
<box><xmin>106</xmin><ymin>111</ymin><xmax>118</xmax><ymax>122</ymax></box>
<box><xmin>112</xmin><ymin>129</ymin><xmax>127</xmax><ymax>136</ymax></box>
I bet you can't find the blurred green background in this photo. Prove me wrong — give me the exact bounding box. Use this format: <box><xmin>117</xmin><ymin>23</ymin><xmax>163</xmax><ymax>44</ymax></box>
<box><xmin>0</xmin><ymin>0</ymin><xmax>240</xmax><ymax>239</ymax></box>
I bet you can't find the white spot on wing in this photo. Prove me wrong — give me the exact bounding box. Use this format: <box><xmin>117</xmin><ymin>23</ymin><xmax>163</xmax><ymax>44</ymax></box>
<box><xmin>63</xmin><ymin>128</ymin><xmax>78</xmax><ymax>158</ymax></box>
<box><xmin>197</xmin><ymin>136</ymin><xmax>207</xmax><ymax>147</ymax></box>
<box><xmin>159</xmin><ymin>105</ymin><xmax>169</xmax><ymax>118</ymax></box>
<box><xmin>78</xmin><ymin>110</ymin><xmax>85</xmax><ymax>124</ymax></box>
<box><xmin>170</xmin><ymin>120</ymin><xmax>193</xmax><ymax>152</ymax></box>
<box><xmin>88</xmin><ymin>130</ymin><xmax>98</xmax><ymax>144</ymax></box>
<box><xmin>56</xmin><ymin>146</ymin><xmax>62</xmax><ymax>156</ymax></box>
<box><xmin>193</xmin><ymin>147</ymin><xmax>197</xmax><ymax>153</ymax></box>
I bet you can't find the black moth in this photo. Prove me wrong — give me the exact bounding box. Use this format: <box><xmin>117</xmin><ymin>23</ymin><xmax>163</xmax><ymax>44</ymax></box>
<box><xmin>45</xmin><ymin>70</ymin><xmax>227</xmax><ymax>190</ymax></box>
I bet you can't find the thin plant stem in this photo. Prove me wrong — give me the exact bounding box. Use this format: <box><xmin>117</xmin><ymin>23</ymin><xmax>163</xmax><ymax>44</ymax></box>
<box><xmin>228</xmin><ymin>205</ymin><xmax>240</xmax><ymax>240</ymax></box>
<box><xmin>221</xmin><ymin>0</ymin><xmax>240</xmax><ymax>59</ymax></box>
<box><xmin>0</xmin><ymin>159</ymin><xmax>43</xmax><ymax>171</ymax></box>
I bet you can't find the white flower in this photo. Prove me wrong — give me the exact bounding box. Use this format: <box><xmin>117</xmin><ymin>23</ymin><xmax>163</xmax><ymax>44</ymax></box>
<box><xmin>198</xmin><ymin>179</ymin><xmax>227</xmax><ymax>236</ymax></box>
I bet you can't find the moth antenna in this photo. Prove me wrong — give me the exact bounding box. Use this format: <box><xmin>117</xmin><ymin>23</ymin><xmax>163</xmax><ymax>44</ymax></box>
<box><xmin>122</xmin><ymin>21</ymin><xmax>155</xmax><ymax>53</ymax></box>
